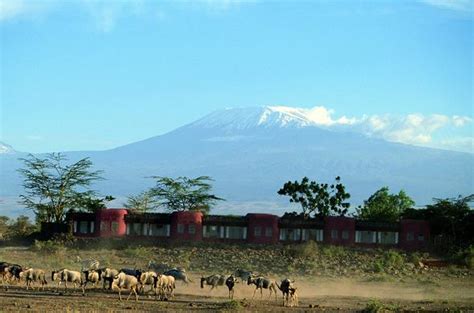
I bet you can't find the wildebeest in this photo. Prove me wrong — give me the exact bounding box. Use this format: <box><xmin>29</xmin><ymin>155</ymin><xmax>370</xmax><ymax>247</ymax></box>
<box><xmin>82</xmin><ymin>270</ymin><xmax>100</xmax><ymax>290</ymax></box>
<box><xmin>225</xmin><ymin>275</ymin><xmax>238</xmax><ymax>299</ymax></box>
<box><xmin>163</xmin><ymin>268</ymin><xmax>191</xmax><ymax>284</ymax></box>
<box><xmin>21</xmin><ymin>268</ymin><xmax>47</xmax><ymax>291</ymax></box>
<box><xmin>139</xmin><ymin>271</ymin><xmax>157</xmax><ymax>294</ymax></box>
<box><xmin>233</xmin><ymin>269</ymin><xmax>253</xmax><ymax>283</ymax></box>
<box><xmin>147</xmin><ymin>261</ymin><xmax>169</xmax><ymax>274</ymax></box>
<box><xmin>153</xmin><ymin>274</ymin><xmax>175</xmax><ymax>301</ymax></box>
<box><xmin>247</xmin><ymin>276</ymin><xmax>278</xmax><ymax>300</ymax></box>
<box><xmin>99</xmin><ymin>267</ymin><xmax>119</xmax><ymax>290</ymax></box>
<box><xmin>51</xmin><ymin>269</ymin><xmax>84</xmax><ymax>293</ymax></box>
<box><xmin>113</xmin><ymin>272</ymin><xmax>139</xmax><ymax>301</ymax></box>
<box><xmin>200</xmin><ymin>274</ymin><xmax>226</xmax><ymax>291</ymax></box>
<box><xmin>76</xmin><ymin>256</ymin><xmax>100</xmax><ymax>272</ymax></box>
<box><xmin>119</xmin><ymin>268</ymin><xmax>143</xmax><ymax>279</ymax></box>
<box><xmin>277</xmin><ymin>278</ymin><xmax>297</xmax><ymax>307</ymax></box>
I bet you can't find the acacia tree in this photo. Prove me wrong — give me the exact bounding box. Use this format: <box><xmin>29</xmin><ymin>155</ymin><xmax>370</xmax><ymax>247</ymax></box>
<box><xmin>123</xmin><ymin>191</ymin><xmax>156</xmax><ymax>213</ymax></box>
<box><xmin>357</xmin><ymin>187</ymin><xmax>415</xmax><ymax>222</ymax></box>
<box><xmin>18</xmin><ymin>153</ymin><xmax>103</xmax><ymax>223</ymax></box>
<box><xmin>277</xmin><ymin>176</ymin><xmax>351</xmax><ymax>218</ymax></box>
<box><xmin>148</xmin><ymin>176</ymin><xmax>223</xmax><ymax>214</ymax></box>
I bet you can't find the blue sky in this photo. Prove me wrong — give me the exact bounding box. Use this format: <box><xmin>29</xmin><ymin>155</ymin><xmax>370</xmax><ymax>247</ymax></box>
<box><xmin>0</xmin><ymin>0</ymin><xmax>472</xmax><ymax>153</ymax></box>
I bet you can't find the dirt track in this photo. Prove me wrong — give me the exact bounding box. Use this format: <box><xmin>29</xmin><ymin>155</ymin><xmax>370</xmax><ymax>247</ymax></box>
<box><xmin>1</xmin><ymin>277</ymin><xmax>473</xmax><ymax>312</ymax></box>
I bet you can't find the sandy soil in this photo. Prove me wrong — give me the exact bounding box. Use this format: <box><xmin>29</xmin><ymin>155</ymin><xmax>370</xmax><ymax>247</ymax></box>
<box><xmin>1</xmin><ymin>276</ymin><xmax>473</xmax><ymax>312</ymax></box>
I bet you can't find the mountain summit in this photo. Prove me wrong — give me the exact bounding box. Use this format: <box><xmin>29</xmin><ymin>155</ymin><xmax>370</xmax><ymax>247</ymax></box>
<box><xmin>187</xmin><ymin>106</ymin><xmax>354</xmax><ymax>130</ymax></box>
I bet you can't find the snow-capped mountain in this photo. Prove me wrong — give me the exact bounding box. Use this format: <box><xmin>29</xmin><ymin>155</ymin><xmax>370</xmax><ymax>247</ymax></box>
<box><xmin>188</xmin><ymin>105</ymin><xmax>353</xmax><ymax>130</ymax></box>
<box><xmin>0</xmin><ymin>142</ymin><xmax>15</xmax><ymax>154</ymax></box>
<box><xmin>1</xmin><ymin>106</ymin><xmax>473</xmax><ymax>216</ymax></box>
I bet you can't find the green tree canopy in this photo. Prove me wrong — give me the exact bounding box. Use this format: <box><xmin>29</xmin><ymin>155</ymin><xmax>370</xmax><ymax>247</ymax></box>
<box><xmin>148</xmin><ymin>176</ymin><xmax>224</xmax><ymax>214</ymax></box>
<box><xmin>277</xmin><ymin>176</ymin><xmax>350</xmax><ymax>218</ymax></box>
<box><xmin>356</xmin><ymin>187</ymin><xmax>415</xmax><ymax>222</ymax></box>
<box><xmin>123</xmin><ymin>191</ymin><xmax>156</xmax><ymax>213</ymax></box>
<box><xmin>403</xmin><ymin>194</ymin><xmax>474</xmax><ymax>250</ymax></box>
<box><xmin>18</xmin><ymin>153</ymin><xmax>103</xmax><ymax>223</ymax></box>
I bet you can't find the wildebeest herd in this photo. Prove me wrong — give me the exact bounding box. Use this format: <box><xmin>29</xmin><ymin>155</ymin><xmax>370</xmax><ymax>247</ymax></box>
<box><xmin>0</xmin><ymin>259</ymin><xmax>298</xmax><ymax>307</ymax></box>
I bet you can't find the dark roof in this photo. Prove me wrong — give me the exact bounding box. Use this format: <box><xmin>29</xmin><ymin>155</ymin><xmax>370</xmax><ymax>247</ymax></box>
<box><xmin>125</xmin><ymin>213</ymin><xmax>171</xmax><ymax>223</ymax></box>
<box><xmin>279</xmin><ymin>217</ymin><xmax>324</xmax><ymax>228</ymax></box>
<box><xmin>203</xmin><ymin>215</ymin><xmax>247</xmax><ymax>226</ymax></box>
<box><xmin>355</xmin><ymin>220</ymin><xmax>399</xmax><ymax>231</ymax></box>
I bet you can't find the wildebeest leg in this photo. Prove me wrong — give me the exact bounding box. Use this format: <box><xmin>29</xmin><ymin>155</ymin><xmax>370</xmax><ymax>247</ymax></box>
<box><xmin>252</xmin><ymin>287</ymin><xmax>257</xmax><ymax>299</ymax></box>
<box><xmin>260</xmin><ymin>287</ymin><xmax>263</xmax><ymax>299</ymax></box>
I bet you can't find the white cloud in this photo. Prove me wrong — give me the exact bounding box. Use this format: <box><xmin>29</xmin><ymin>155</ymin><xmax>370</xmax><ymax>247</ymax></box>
<box><xmin>307</xmin><ymin>108</ymin><xmax>472</xmax><ymax>152</ymax></box>
<box><xmin>421</xmin><ymin>0</ymin><xmax>473</xmax><ymax>12</ymax></box>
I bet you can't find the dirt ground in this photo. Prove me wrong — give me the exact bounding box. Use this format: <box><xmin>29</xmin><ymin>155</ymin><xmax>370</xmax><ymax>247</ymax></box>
<box><xmin>1</xmin><ymin>275</ymin><xmax>473</xmax><ymax>312</ymax></box>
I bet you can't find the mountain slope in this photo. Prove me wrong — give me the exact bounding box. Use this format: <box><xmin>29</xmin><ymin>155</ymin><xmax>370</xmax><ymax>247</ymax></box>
<box><xmin>1</xmin><ymin>106</ymin><xmax>472</xmax><ymax>216</ymax></box>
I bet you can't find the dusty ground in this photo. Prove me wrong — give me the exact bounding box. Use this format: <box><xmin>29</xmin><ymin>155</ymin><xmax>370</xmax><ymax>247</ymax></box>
<box><xmin>1</xmin><ymin>275</ymin><xmax>473</xmax><ymax>312</ymax></box>
<box><xmin>1</xmin><ymin>245</ymin><xmax>473</xmax><ymax>311</ymax></box>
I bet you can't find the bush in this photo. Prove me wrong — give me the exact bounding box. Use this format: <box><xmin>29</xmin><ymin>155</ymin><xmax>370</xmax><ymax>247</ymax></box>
<box><xmin>383</xmin><ymin>250</ymin><xmax>405</xmax><ymax>269</ymax></box>
<box><xmin>286</xmin><ymin>240</ymin><xmax>319</xmax><ymax>259</ymax></box>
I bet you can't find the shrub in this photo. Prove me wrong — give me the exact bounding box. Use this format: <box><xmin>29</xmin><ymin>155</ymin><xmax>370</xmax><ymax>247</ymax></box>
<box><xmin>383</xmin><ymin>250</ymin><xmax>405</xmax><ymax>269</ymax></box>
<box><xmin>286</xmin><ymin>240</ymin><xmax>319</xmax><ymax>259</ymax></box>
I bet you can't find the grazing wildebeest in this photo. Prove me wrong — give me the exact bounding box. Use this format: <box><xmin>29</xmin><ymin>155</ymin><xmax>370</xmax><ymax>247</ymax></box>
<box><xmin>21</xmin><ymin>268</ymin><xmax>48</xmax><ymax>291</ymax></box>
<box><xmin>99</xmin><ymin>267</ymin><xmax>119</xmax><ymax>290</ymax></box>
<box><xmin>277</xmin><ymin>278</ymin><xmax>297</xmax><ymax>307</ymax></box>
<box><xmin>225</xmin><ymin>275</ymin><xmax>238</xmax><ymax>299</ymax></box>
<box><xmin>247</xmin><ymin>276</ymin><xmax>278</xmax><ymax>300</ymax></box>
<box><xmin>113</xmin><ymin>272</ymin><xmax>139</xmax><ymax>302</ymax></box>
<box><xmin>51</xmin><ymin>269</ymin><xmax>84</xmax><ymax>293</ymax></box>
<box><xmin>164</xmin><ymin>268</ymin><xmax>191</xmax><ymax>284</ymax></box>
<box><xmin>200</xmin><ymin>274</ymin><xmax>226</xmax><ymax>291</ymax></box>
<box><xmin>233</xmin><ymin>269</ymin><xmax>253</xmax><ymax>283</ymax></box>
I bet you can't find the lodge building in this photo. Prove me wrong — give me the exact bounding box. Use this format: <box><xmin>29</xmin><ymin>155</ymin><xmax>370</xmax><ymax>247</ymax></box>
<box><xmin>68</xmin><ymin>208</ymin><xmax>430</xmax><ymax>251</ymax></box>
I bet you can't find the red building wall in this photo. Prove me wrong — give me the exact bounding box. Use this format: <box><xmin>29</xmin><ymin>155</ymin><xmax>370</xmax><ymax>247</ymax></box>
<box><xmin>324</xmin><ymin>216</ymin><xmax>355</xmax><ymax>246</ymax></box>
<box><xmin>170</xmin><ymin>211</ymin><xmax>203</xmax><ymax>241</ymax></box>
<box><xmin>399</xmin><ymin>219</ymin><xmax>430</xmax><ymax>251</ymax></box>
<box><xmin>96</xmin><ymin>208</ymin><xmax>128</xmax><ymax>238</ymax></box>
<box><xmin>247</xmin><ymin>213</ymin><xmax>279</xmax><ymax>244</ymax></box>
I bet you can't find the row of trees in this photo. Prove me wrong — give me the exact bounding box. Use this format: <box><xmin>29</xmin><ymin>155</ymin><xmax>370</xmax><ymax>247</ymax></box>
<box><xmin>17</xmin><ymin>154</ymin><xmax>223</xmax><ymax>224</ymax></box>
<box><xmin>15</xmin><ymin>154</ymin><xmax>472</xmax><ymax>236</ymax></box>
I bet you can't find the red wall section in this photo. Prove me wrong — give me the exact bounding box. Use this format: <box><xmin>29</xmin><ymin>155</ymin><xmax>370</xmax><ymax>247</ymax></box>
<box><xmin>96</xmin><ymin>208</ymin><xmax>128</xmax><ymax>237</ymax></box>
<box><xmin>247</xmin><ymin>213</ymin><xmax>279</xmax><ymax>244</ymax></box>
<box><xmin>170</xmin><ymin>211</ymin><xmax>203</xmax><ymax>241</ymax></box>
<box><xmin>399</xmin><ymin>219</ymin><xmax>430</xmax><ymax>251</ymax></box>
<box><xmin>324</xmin><ymin>216</ymin><xmax>355</xmax><ymax>246</ymax></box>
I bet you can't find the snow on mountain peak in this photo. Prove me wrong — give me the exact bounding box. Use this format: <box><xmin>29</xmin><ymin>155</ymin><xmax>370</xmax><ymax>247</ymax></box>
<box><xmin>189</xmin><ymin>105</ymin><xmax>355</xmax><ymax>130</ymax></box>
<box><xmin>0</xmin><ymin>142</ymin><xmax>15</xmax><ymax>154</ymax></box>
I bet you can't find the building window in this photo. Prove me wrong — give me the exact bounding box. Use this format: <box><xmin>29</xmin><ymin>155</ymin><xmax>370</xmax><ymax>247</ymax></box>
<box><xmin>203</xmin><ymin>225</ymin><xmax>220</xmax><ymax>238</ymax></box>
<box><xmin>226</xmin><ymin>226</ymin><xmax>247</xmax><ymax>240</ymax></box>
<box><xmin>342</xmin><ymin>230</ymin><xmax>349</xmax><ymax>240</ymax></box>
<box><xmin>79</xmin><ymin>221</ymin><xmax>89</xmax><ymax>234</ymax></box>
<box><xmin>131</xmin><ymin>223</ymin><xmax>142</xmax><ymax>236</ymax></box>
<box><xmin>73</xmin><ymin>221</ymin><xmax>78</xmax><ymax>233</ymax></box>
<box><xmin>407</xmin><ymin>232</ymin><xmax>414</xmax><ymax>241</ymax></box>
<box><xmin>111</xmin><ymin>222</ymin><xmax>119</xmax><ymax>234</ymax></box>
<box><xmin>265</xmin><ymin>227</ymin><xmax>273</xmax><ymax>237</ymax></box>
<box><xmin>188</xmin><ymin>224</ymin><xmax>196</xmax><ymax>234</ymax></box>
<box><xmin>254</xmin><ymin>227</ymin><xmax>261</xmax><ymax>237</ymax></box>
<box><xmin>177</xmin><ymin>224</ymin><xmax>184</xmax><ymax>234</ymax></box>
<box><xmin>90</xmin><ymin>221</ymin><xmax>95</xmax><ymax>233</ymax></box>
<box><xmin>150</xmin><ymin>224</ymin><xmax>170</xmax><ymax>237</ymax></box>
<box><xmin>279</xmin><ymin>228</ymin><xmax>301</xmax><ymax>241</ymax></box>
<box><xmin>418</xmin><ymin>234</ymin><xmax>424</xmax><ymax>241</ymax></box>
<box><xmin>378</xmin><ymin>232</ymin><xmax>398</xmax><ymax>244</ymax></box>
<box><xmin>355</xmin><ymin>231</ymin><xmax>376</xmax><ymax>244</ymax></box>
<box><xmin>100</xmin><ymin>222</ymin><xmax>108</xmax><ymax>232</ymax></box>
<box><xmin>331</xmin><ymin>229</ymin><xmax>338</xmax><ymax>239</ymax></box>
